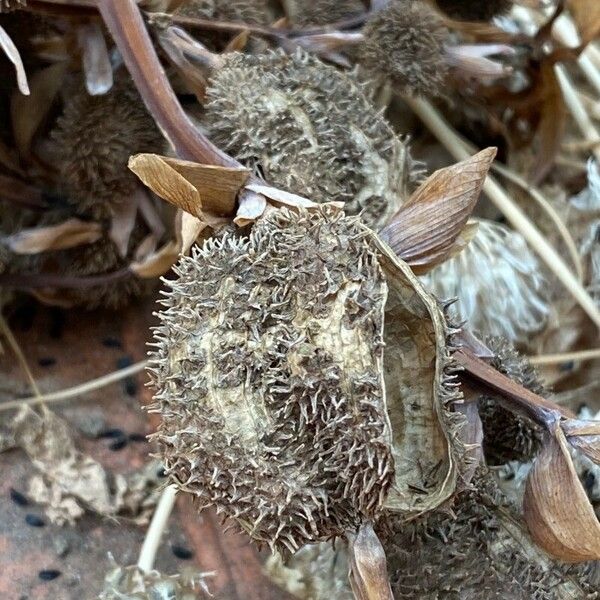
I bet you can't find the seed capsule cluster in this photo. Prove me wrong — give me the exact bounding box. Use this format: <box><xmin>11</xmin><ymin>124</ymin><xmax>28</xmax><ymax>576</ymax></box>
<box><xmin>205</xmin><ymin>50</ymin><xmax>416</xmax><ymax>231</ymax></box>
<box><xmin>150</xmin><ymin>206</ymin><xmax>395</xmax><ymax>553</ymax></box>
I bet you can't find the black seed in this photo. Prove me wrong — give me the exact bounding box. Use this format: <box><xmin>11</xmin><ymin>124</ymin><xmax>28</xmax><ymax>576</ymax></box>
<box><xmin>109</xmin><ymin>438</ymin><xmax>128</xmax><ymax>451</ymax></box>
<box><xmin>38</xmin><ymin>357</ymin><xmax>56</xmax><ymax>367</ymax></box>
<box><xmin>10</xmin><ymin>488</ymin><xmax>29</xmax><ymax>507</ymax></box>
<box><xmin>97</xmin><ymin>428</ymin><xmax>125</xmax><ymax>439</ymax></box>
<box><xmin>584</xmin><ymin>470</ymin><xmax>596</xmax><ymax>494</ymax></box>
<box><xmin>102</xmin><ymin>336</ymin><xmax>122</xmax><ymax>349</ymax></box>
<box><xmin>25</xmin><ymin>514</ymin><xmax>45</xmax><ymax>527</ymax></box>
<box><xmin>157</xmin><ymin>467</ymin><xmax>167</xmax><ymax>478</ymax></box>
<box><xmin>48</xmin><ymin>308</ymin><xmax>65</xmax><ymax>339</ymax></box>
<box><xmin>128</xmin><ymin>433</ymin><xmax>147</xmax><ymax>443</ymax></box>
<box><xmin>171</xmin><ymin>544</ymin><xmax>194</xmax><ymax>560</ymax></box>
<box><xmin>559</xmin><ymin>360</ymin><xmax>575</xmax><ymax>372</ymax></box>
<box><xmin>38</xmin><ymin>570</ymin><xmax>61</xmax><ymax>581</ymax></box>
<box><xmin>117</xmin><ymin>355</ymin><xmax>133</xmax><ymax>369</ymax></box>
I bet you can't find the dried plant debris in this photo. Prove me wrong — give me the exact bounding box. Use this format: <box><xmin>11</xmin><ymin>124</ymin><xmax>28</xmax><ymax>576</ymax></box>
<box><xmin>100</xmin><ymin>557</ymin><xmax>213</xmax><ymax>600</ymax></box>
<box><xmin>379</xmin><ymin>470</ymin><xmax>597</xmax><ymax>600</ymax></box>
<box><xmin>175</xmin><ymin>0</ymin><xmax>272</xmax><ymax>25</ymax></box>
<box><xmin>422</xmin><ymin>220</ymin><xmax>551</xmax><ymax>348</ymax></box>
<box><xmin>205</xmin><ymin>50</ymin><xmax>418</xmax><ymax>231</ymax></box>
<box><xmin>8</xmin><ymin>407</ymin><xmax>162</xmax><ymax>525</ymax></box>
<box><xmin>151</xmin><ymin>204</ymin><xmax>465</xmax><ymax>552</ymax></box>
<box><xmin>478</xmin><ymin>336</ymin><xmax>544</xmax><ymax>466</ymax></box>
<box><xmin>361</xmin><ymin>0</ymin><xmax>449</xmax><ymax>96</ymax></box>
<box><xmin>51</xmin><ymin>72</ymin><xmax>163</xmax><ymax>220</ymax></box>
<box><xmin>434</xmin><ymin>0</ymin><xmax>512</xmax><ymax>22</ymax></box>
<box><xmin>0</xmin><ymin>0</ymin><xmax>25</xmax><ymax>13</ymax></box>
<box><xmin>283</xmin><ymin>0</ymin><xmax>364</xmax><ymax>27</ymax></box>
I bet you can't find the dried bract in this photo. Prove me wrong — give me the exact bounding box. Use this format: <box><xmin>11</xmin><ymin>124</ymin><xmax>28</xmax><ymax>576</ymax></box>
<box><xmin>52</xmin><ymin>73</ymin><xmax>163</xmax><ymax>219</ymax></box>
<box><xmin>205</xmin><ymin>50</ymin><xmax>416</xmax><ymax>231</ymax></box>
<box><xmin>434</xmin><ymin>0</ymin><xmax>512</xmax><ymax>22</ymax></box>
<box><xmin>284</xmin><ymin>0</ymin><xmax>364</xmax><ymax>26</ymax></box>
<box><xmin>361</xmin><ymin>0</ymin><xmax>449</xmax><ymax>96</ymax></box>
<box><xmin>422</xmin><ymin>220</ymin><xmax>551</xmax><ymax>348</ymax></box>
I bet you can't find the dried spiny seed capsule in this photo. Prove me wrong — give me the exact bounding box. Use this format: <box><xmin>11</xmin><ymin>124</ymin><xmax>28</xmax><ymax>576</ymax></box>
<box><xmin>361</xmin><ymin>0</ymin><xmax>449</xmax><ymax>96</ymax></box>
<box><xmin>175</xmin><ymin>0</ymin><xmax>272</xmax><ymax>24</ymax></box>
<box><xmin>150</xmin><ymin>205</ymin><xmax>465</xmax><ymax>552</ymax></box>
<box><xmin>422</xmin><ymin>220</ymin><xmax>551</xmax><ymax>348</ymax></box>
<box><xmin>0</xmin><ymin>0</ymin><xmax>26</xmax><ymax>12</ymax></box>
<box><xmin>284</xmin><ymin>0</ymin><xmax>364</xmax><ymax>26</ymax></box>
<box><xmin>52</xmin><ymin>74</ymin><xmax>163</xmax><ymax>219</ymax></box>
<box><xmin>205</xmin><ymin>50</ymin><xmax>416</xmax><ymax>231</ymax></box>
<box><xmin>478</xmin><ymin>336</ymin><xmax>543</xmax><ymax>466</ymax></box>
<box><xmin>434</xmin><ymin>0</ymin><xmax>512</xmax><ymax>22</ymax></box>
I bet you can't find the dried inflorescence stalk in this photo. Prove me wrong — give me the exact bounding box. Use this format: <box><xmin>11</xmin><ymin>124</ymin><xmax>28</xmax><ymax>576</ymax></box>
<box><xmin>52</xmin><ymin>72</ymin><xmax>163</xmax><ymax>220</ymax></box>
<box><xmin>422</xmin><ymin>220</ymin><xmax>551</xmax><ymax>348</ymax></box>
<box><xmin>434</xmin><ymin>0</ymin><xmax>512</xmax><ymax>22</ymax></box>
<box><xmin>205</xmin><ymin>50</ymin><xmax>417</xmax><ymax>230</ymax></box>
<box><xmin>284</xmin><ymin>0</ymin><xmax>365</xmax><ymax>26</ymax></box>
<box><xmin>175</xmin><ymin>0</ymin><xmax>272</xmax><ymax>25</ymax></box>
<box><xmin>361</xmin><ymin>0</ymin><xmax>449</xmax><ymax>96</ymax></box>
<box><xmin>478</xmin><ymin>336</ymin><xmax>543</xmax><ymax>466</ymax></box>
<box><xmin>150</xmin><ymin>204</ymin><xmax>466</xmax><ymax>553</ymax></box>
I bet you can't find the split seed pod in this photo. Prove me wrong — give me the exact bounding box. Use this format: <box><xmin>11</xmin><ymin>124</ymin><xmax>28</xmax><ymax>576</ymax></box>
<box><xmin>284</xmin><ymin>0</ymin><xmax>365</xmax><ymax>26</ymax></box>
<box><xmin>150</xmin><ymin>205</ymin><xmax>465</xmax><ymax>553</ymax></box>
<box><xmin>422</xmin><ymin>219</ymin><xmax>551</xmax><ymax>348</ymax></box>
<box><xmin>361</xmin><ymin>0</ymin><xmax>450</xmax><ymax>96</ymax></box>
<box><xmin>205</xmin><ymin>50</ymin><xmax>417</xmax><ymax>231</ymax></box>
<box><xmin>434</xmin><ymin>0</ymin><xmax>512</xmax><ymax>22</ymax></box>
<box><xmin>52</xmin><ymin>73</ymin><xmax>163</xmax><ymax>220</ymax></box>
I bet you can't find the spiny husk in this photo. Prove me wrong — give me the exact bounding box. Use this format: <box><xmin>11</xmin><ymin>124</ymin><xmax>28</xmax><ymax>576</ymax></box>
<box><xmin>434</xmin><ymin>0</ymin><xmax>512</xmax><ymax>22</ymax></box>
<box><xmin>284</xmin><ymin>0</ymin><xmax>364</xmax><ymax>26</ymax></box>
<box><xmin>175</xmin><ymin>0</ymin><xmax>272</xmax><ymax>25</ymax></box>
<box><xmin>51</xmin><ymin>73</ymin><xmax>163</xmax><ymax>220</ymax></box>
<box><xmin>379</xmin><ymin>470</ymin><xmax>598</xmax><ymax>599</ymax></box>
<box><xmin>422</xmin><ymin>219</ymin><xmax>551</xmax><ymax>349</ymax></box>
<box><xmin>150</xmin><ymin>204</ymin><xmax>465</xmax><ymax>552</ymax></box>
<box><xmin>205</xmin><ymin>49</ymin><xmax>417</xmax><ymax>231</ymax></box>
<box><xmin>361</xmin><ymin>0</ymin><xmax>449</xmax><ymax>97</ymax></box>
<box><xmin>479</xmin><ymin>336</ymin><xmax>544</xmax><ymax>466</ymax></box>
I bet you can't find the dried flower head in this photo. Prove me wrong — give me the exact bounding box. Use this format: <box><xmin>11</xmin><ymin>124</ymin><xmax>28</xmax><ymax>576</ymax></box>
<box><xmin>422</xmin><ymin>220</ymin><xmax>551</xmax><ymax>348</ymax></box>
<box><xmin>151</xmin><ymin>205</ymin><xmax>465</xmax><ymax>552</ymax></box>
<box><xmin>205</xmin><ymin>50</ymin><xmax>416</xmax><ymax>230</ymax></box>
<box><xmin>478</xmin><ymin>336</ymin><xmax>543</xmax><ymax>466</ymax></box>
<box><xmin>51</xmin><ymin>74</ymin><xmax>163</xmax><ymax>219</ymax></box>
<box><xmin>361</xmin><ymin>0</ymin><xmax>449</xmax><ymax>96</ymax></box>
<box><xmin>175</xmin><ymin>0</ymin><xmax>272</xmax><ymax>25</ymax></box>
<box><xmin>435</xmin><ymin>0</ymin><xmax>512</xmax><ymax>22</ymax></box>
<box><xmin>0</xmin><ymin>0</ymin><xmax>25</xmax><ymax>12</ymax></box>
<box><xmin>285</xmin><ymin>0</ymin><xmax>364</xmax><ymax>26</ymax></box>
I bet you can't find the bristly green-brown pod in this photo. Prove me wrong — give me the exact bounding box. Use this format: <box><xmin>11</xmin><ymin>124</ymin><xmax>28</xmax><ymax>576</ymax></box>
<box><xmin>150</xmin><ymin>204</ymin><xmax>466</xmax><ymax>553</ymax></box>
<box><xmin>205</xmin><ymin>50</ymin><xmax>418</xmax><ymax>231</ymax></box>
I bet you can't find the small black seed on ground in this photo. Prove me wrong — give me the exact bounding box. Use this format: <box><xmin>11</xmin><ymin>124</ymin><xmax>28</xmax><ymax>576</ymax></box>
<box><xmin>117</xmin><ymin>355</ymin><xmax>133</xmax><ymax>369</ymax></box>
<box><xmin>25</xmin><ymin>514</ymin><xmax>45</xmax><ymax>527</ymax></box>
<box><xmin>128</xmin><ymin>433</ymin><xmax>147</xmax><ymax>443</ymax></box>
<box><xmin>171</xmin><ymin>545</ymin><xmax>194</xmax><ymax>560</ymax></box>
<box><xmin>38</xmin><ymin>357</ymin><xmax>56</xmax><ymax>367</ymax></box>
<box><xmin>559</xmin><ymin>360</ymin><xmax>575</xmax><ymax>372</ymax></box>
<box><xmin>97</xmin><ymin>428</ymin><xmax>125</xmax><ymax>439</ymax></box>
<box><xmin>109</xmin><ymin>438</ymin><xmax>128</xmax><ymax>451</ymax></box>
<box><xmin>38</xmin><ymin>570</ymin><xmax>61</xmax><ymax>581</ymax></box>
<box><xmin>157</xmin><ymin>467</ymin><xmax>167</xmax><ymax>478</ymax></box>
<box><xmin>124</xmin><ymin>378</ymin><xmax>138</xmax><ymax>397</ymax></box>
<box><xmin>584</xmin><ymin>470</ymin><xmax>596</xmax><ymax>494</ymax></box>
<box><xmin>102</xmin><ymin>336</ymin><xmax>122</xmax><ymax>348</ymax></box>
<box><xmin>10</xmin><ymin>488</ymin><xmax>29</xmax><ymax>506</ymax></box>
<box><xmin>48</xmin><ymin>308</ymin><xmax>66</xmax><ymax>339</ymax></box>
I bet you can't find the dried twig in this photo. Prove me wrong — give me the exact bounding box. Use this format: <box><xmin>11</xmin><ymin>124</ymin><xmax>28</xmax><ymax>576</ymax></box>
<box><xmin>528</xmin><ymin>348</ymin><xmax>600</xmax><ymax>366</ymax></box>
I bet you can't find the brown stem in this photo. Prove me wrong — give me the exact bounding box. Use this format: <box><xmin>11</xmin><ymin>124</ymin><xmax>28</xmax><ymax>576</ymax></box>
<box><xmin>0</xmin><ymin>268</ymin><xmax>132</xmax><ymax>289</ymax></box>
<box><xmin>454</xmin><ymin>348</ymin><xmax>575</xmax><ymax>429</ymax></box>
<box><xmin>97</xmin><ymin>0</ymin><xmax>240</xmax><ymax>167</ymax></box>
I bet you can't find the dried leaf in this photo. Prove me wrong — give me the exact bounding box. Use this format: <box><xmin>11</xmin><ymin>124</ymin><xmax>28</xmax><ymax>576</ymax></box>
<box><xmin>130</xmin><ymin>210</ymin><xmax>205</xmax><ymax>278</ymax></box>
<box><xmin>562</xmin><ymin>419</ymin><xmax>600</xmax><ymax>464</ymax></box>
<box><xmin>244</xmin><ymin>183</ymin><xmax>321</xmax><ymax>209</ymax></box>
<box><xmin>77</xmin><ymin>22</ymin><xmax>114</xmax><ymax>96</ymax></box>
<box><xmin>3</xmin><ymin>218</ymin><xmax>102</xmax><ymax>254</ymax></box>
<box><xmin>0</xmin><ymin>24</ymin><xmax>30</xmax><ymax>96</ymax></box>
<box><xmin>530</xmin><ymin>62</ymin><xmax>565</xmax><ymax>184</ymax></box>
<box><xmin>11</xmin><ymin>62</ymin><xmax>67</xmax><ymax>157</ymax></box>
<box><xmin>380</xmin><ymin>148</ymin><xmax>496</xmax><ymax>274</ymax></box>
<box><xmin>129</xmin><ymin>153</ymin><xmax>248</xmax><ymax>223</ymax></box>
<box><xmin>523</xmin><ymin>425</ymin><xmax>600</xmax><ymax>562</ymax></box>
<box><xmin>566</xmin><ymin>0</ymin><xmax>600</xmax><ymax>45</ymax></box>
<box><xmin>348</xmin><ymin>523</ymin><xmax>394</xmax><ymax>600</ymax></box>
<box><xmin>234</xmin><ymin>189</ymin><xmax>267</xmax><ymax>227</ymax></box>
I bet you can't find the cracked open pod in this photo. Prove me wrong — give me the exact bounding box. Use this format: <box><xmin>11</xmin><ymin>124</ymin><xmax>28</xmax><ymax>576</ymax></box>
<box><xmin>149</xmin><ymin>204</ymin><xmax>465</xmax><ymax>553</ymax></box>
